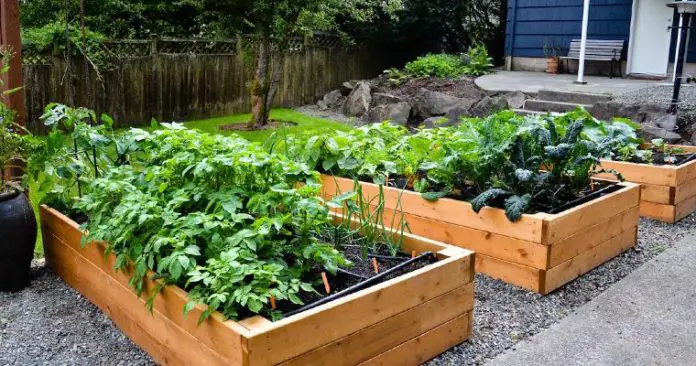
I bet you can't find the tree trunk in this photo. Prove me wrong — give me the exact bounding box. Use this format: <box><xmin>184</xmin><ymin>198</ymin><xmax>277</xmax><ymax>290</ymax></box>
<box><xmin>249</xmin><ymin>35</ymin><xmax>271</xmax><ymax>128</ymax></box>
<box><xmin>265</xmin><ymin>52</ymin><xmax>284</xmax><ymax>116</ymax></box>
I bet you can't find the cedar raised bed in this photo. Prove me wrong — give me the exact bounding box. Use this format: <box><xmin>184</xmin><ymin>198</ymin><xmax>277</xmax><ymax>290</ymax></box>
<box><xmin>40</xmin><ymin>205</ymin><xmax>474</xmax><ymax>366</ymax></box>
<box><xmin>598</xmin><ymin>145</ymin><xmax>696</xmax><ymax>223</ymax></box>
<box><xmin>322</xmin><ymin>175</ymin><xmax>641</xmax><ymax>294</ymax></box>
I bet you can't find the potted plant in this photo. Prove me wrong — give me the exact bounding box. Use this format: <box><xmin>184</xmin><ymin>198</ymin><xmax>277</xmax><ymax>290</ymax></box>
<box><xmin>0</xmin><ymin>90</ymin><xmax>36</xmax><ymax>292</ymax></box>
<box><xmin>544</xmin><ymin>40</ymin><xmax>562</xmax><ymax>74</ymax></box>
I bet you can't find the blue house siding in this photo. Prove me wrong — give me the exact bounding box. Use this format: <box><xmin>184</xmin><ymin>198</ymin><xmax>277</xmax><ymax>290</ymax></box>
<box><xmin>506</xmin><ymin>0</ymin><xmax>633</xmax><ymax>59</ymax></box>
<box><xmin>669</xmin><ymin>15</ymin><xmax>696</xmax><ymax>63</ymax></box>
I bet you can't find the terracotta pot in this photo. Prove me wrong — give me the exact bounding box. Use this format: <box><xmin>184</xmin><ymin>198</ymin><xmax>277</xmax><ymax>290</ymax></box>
<box><xmin>0</xmin><ymin>190</ymin><xmax>37</xmax><ymax>292</ymax></box>
<box><xmin>546</xmin><ymin>57</ymin><xmax>560</xmax><ymax>74</ymax></box>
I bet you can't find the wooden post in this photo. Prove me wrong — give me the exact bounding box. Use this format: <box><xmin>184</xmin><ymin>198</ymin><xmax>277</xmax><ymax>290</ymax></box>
<box><xmin>0</xmin><ymin>0</ymin><xmax>25</xmax><ymax>126</ymax></box>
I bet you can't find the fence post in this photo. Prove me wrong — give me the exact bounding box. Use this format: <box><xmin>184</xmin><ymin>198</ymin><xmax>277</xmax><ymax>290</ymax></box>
<box><xmin>151</xmin><ymin>35</ymin><xmax>162</xmax><ymax>121</ymax></box>
<box><xmin>0</xmin><ymin>0</ymin><xmax>26</xmax><ymax>126</ymax></box>
<box><xmin>150</xmin><ymin>36</ymin><xmax>159</xmax><ymax>56</ymax></box>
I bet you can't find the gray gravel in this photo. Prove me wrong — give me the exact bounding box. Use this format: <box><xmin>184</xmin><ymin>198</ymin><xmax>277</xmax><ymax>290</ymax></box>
<box><xmin>2</xmin><ymin>215</ymin><xmax>695</xmax><ymax>366</ymax></box>
<box><xmin>429</xmin><ymin>213</ymin><xmax>696</xmax><ymax>365</ymax></box>
<box><xmin>294</xmin><ymin>105</ymin><xmax>359</xmax><ymax>125</ymax></box>
<box><xmin>0</xmin><ymin>260</ymin><xmax>154</xmax><ymax>366</ymax></box>
<box><xmin>612</xmin><ymin>84</ymin><xmax>696</xmax><ymax>123</ymax></box>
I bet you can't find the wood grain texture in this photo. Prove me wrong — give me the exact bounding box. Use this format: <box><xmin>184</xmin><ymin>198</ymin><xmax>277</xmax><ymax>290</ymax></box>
<box><xmin>475</xmin><ymin>254</ymin><xmax>544</xmax><ymax>293</ymax></box>
<box><xmin>41</xmin><ymin>205</ymin><xmax>474</xmax><ymax>366</ymax></box>
<box><xmin>280</xmin><ymin>284</ymin><xmax>474</xmax><ymax>366</ymax></box>
<box><xmin>23</xmin><ymin>45</ymin><xmax>395</xmax><ymax>134</ymax></box>
<box><xmin>244</xmin><ymin>255</ymin><xmax>472</xmax><ymax>365</ymax></box>
<box><xmin>44</xmin><ymin>230</ymin><xmax>236</xmax><ymax>366</ymax></box>
<box><xmin>542</xmin><ymin>183</ymin><xmax>640</xmax><ymax>245</ymax></box>
<box><xmin>597</xmin><ymin>150</ymin><xmax>696</xmax><ymax>223</ymax></box>
<box><xmin>323</xmin><ymin>176</ymin><xmax>640</xmax><ymax>294</ymax></box>
<box><xmin>548</xmin><ymin>205</ymin><xmax>639</xmax><ymax>267</ymax></box>
<box><xmin>543</xmin><ymin>228</ymin><xmax>637</xmax><ymax>294</ymax></box>
<box><xmin>358</xmin><ymin>312</ymin><xmax>473</xmax><ymax>366</ymax></box>
<box><xmin>322</xmin><ymin>175</ymin><xmax>546</xmax><ymax>243</ymax></box>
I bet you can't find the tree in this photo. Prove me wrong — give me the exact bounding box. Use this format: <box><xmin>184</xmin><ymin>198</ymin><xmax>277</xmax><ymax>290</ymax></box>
<box><xmin>199</xmin><ymin>0</ymin><xmax>402</xmax><ymax>128</ymax></box>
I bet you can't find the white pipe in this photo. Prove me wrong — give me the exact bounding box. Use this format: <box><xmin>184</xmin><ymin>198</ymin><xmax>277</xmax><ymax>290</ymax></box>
<box><xmin>577</xmin><ymin>0</ymin><xmax>591</xmax><ymax>84</ymax></box>
<box><xmin>674</xmin><ymin>15</ymin><xmax>684</xmax><ymax>82</ymax></box>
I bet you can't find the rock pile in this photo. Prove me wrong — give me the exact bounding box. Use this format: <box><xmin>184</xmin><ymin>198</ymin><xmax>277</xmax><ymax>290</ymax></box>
<box><xmin>317</xmin><ymin>76</ymin><xmax>529</xmax><ymax>128</ymax></box>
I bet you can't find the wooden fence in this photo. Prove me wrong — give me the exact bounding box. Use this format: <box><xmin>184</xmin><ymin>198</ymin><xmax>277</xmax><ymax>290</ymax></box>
<box><xmin>22</xmin><ymin>37</ymin><xmax>393</xmax><ymax>134</ymax></box>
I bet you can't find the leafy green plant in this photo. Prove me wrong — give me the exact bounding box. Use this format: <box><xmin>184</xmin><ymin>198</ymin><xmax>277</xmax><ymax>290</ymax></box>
<box><xmin>404</xmin><ymin>53</ymin><xmax>467</xmax><ymax>78</ymax></box>
<box><xmin>383</xmin><ymin>67</ymin><xmax>411</xmax><ymax>86</ymax></box>
<box><xmin>462</xmin><ymin>44</ymin><xmax>494</xmax><ymax>77</ymax></box>
<box><xmin>0</xmin><ymin>48</ymin><xmax>36</xmax><ymax>193</ymax></box>
<box><xmin>280</xmin><ymin>109</ymin><xmax>630</xmax><ymax>222</ymax></box>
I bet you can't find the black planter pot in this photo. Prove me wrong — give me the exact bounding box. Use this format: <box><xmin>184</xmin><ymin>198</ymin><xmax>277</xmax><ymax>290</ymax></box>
<box><xmin>0</xmin><ymin>190</ymin><xmax>37</xmax><ymax>292</ymax></box>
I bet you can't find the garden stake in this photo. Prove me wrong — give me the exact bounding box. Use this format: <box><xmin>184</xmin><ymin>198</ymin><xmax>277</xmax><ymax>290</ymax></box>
<box><xmin>372</xmin><ymin>258</ymin><xmax>380</xmax><ymax>274</ymax></box>
<box><xmin>412</xmin><ymin>250</ymin><xmax>416</xmax><ymax>259</ymax></box>
<box><xmin>321</xmin><ymin>272</ymin><xmax>331</xmax><ymax>294</ymax></box>
<box><xmin>270</xmin><ymin>296</ymin><xmax>276</xmax><ymax>310</ymax></box>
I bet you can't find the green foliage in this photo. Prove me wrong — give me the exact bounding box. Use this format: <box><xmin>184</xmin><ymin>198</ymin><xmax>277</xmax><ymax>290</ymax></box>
<box><xmin>404</xmin><ymin>53</ymin><xmax>467</xmax><ymax>78</ymax></box>
<box><xmin>462</xmin><ymin>44</ymin><xmax>494</xmax><ymax>77</ymax></box>
<box><xmin>0</xmin><ymin>49</ymin><xmax>37</xmax><ymax>192</ymax></box>
<box><xmin>28</xmin><ymin>107</ymin><xmax>399</xmax><ymax>321</ymax></box>
<box><xmin>71</xmin><ymin>126</ymin><xmax>353</xmax><ymax>321</ymax></box>
<box><xmin>385</xmin><ymin>46</ymin><xmax>493</xmax><ymax>83</ymax></box>
<box><xmin>22</xmin><ymin>21</ymin><xmax>106</xmax><ymax>57</ymax></box>
<box><xmin>279</xmin><ymin>109</ymin><xmax>634</xmax><ymax>222</ymax></box>
<box><xmin>21</xmin><ymin>0</ymin><xmax>209</xmax><ymax>39</ymax></box>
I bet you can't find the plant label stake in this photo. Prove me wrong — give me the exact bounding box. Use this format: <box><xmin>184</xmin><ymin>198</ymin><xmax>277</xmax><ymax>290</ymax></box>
<box><xmin>372</xmin><ymin>258</ymin><xmax>380</xmax><ymax>274</ymax></box>
<box><xmin>411</xmin><ymin>250</ymin><xmax>417</xmax><ymax>259</ymax></box>
<box><xmin>321</xmin><ymin>272</ymin><xmax>331</xmax><ymax>294</ymax></box>
<box><xmin>270</xmin><ymin>296</ymin><xmax>276</xmax><ymax>310</ymax></box>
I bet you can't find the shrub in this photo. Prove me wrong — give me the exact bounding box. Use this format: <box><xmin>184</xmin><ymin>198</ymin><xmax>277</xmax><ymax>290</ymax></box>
<box><xmin>404</xmin><ymin>53</ymin><xmax>467</xmax><ymax>78</ymax></box>
<box><xmin>462</xmin><ymin>44</ymin><xmax>494</xmax><ymax>77</ymax></box>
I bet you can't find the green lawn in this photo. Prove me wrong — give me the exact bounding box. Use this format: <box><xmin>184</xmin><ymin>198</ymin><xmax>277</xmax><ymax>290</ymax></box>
<box><xmin>180</xmin><ymin>108</ymin><xmax>351</xmax><ymax>143</ymax></box>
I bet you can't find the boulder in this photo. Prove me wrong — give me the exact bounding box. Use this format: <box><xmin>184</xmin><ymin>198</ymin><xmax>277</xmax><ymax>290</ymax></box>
<box><xmin>372</xmin><ymin>92</ymin><xmax>403</xmax><ymax>106</ymax></box>
<box><xmin>640</xmin><ymin>124</ymin><xmax>682</xmax><ymax>144</ymax></box>
<box><xmin>412</xmin><ymin>88</ymin><xmax>479</xmax><ymax>119</ymax></box>
<box><xmin>469</xmin><ymin>95</ymin><xmax>509</xmax><ymax>117</ymax></box>
<box><xmin>367</xmin><ymin>102</ymin><xmax>411</xmax><ymax>125</ymax></box>
<box><xmin>343</xmin><ymin>82</ymin><xmax>372</xmax><ymax>117</ymax></box>
<box><xmin>318</xmin><ymin>89</ymin><xmax>344</xmax><ymax>110</ymax></box>
<box><xmin>503</xmin><ymin>91</ymin><xmax>528</xmax><ymax>110</ymax></box>
<box><xmin>340</xmin><ymin>81</ymin><xmax>358</xmax><ymax>96</ymax></box>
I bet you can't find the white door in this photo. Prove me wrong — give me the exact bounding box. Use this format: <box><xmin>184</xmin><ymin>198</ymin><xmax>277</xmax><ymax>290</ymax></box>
<box><xmin>627</xmin><ymin>0</ymin><xmax>674</xmax><ymax>77</ymax></box>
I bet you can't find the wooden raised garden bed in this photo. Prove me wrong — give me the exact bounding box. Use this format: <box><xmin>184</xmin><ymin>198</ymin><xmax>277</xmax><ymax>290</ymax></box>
<box><xmin>321</xmin><ymin>175</ymin><xmax>641</xmax><ymax>295</ymax></box>
<box><xmin>598</xmin><ymin>145</ymin><xmax>696</xmax><ymax>223</ymax></box>
<box><xmin>40</xmin><ymin>205</ymin><xmax>475</xmax><ymax>366</ymax></box>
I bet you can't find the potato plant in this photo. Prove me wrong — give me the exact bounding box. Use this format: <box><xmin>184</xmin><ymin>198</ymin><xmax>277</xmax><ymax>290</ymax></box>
<box><xmin>31</xmin><ymin>108</ymin><xmax>398</xmax><ymax>322</ymax></box>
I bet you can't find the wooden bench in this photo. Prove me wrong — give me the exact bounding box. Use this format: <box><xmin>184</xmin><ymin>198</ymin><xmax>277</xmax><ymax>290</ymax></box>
<box><xmin>560</xmin><ymin>39</ymin><xmax>625</xmax><ymax>78</ymax></box>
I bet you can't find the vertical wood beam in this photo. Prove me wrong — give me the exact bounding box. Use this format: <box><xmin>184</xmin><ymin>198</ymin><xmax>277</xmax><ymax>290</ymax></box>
<box><xmin>0</xmin><ymin>0</ymin><xmax>25</xmax><ymax>126</ymax></box>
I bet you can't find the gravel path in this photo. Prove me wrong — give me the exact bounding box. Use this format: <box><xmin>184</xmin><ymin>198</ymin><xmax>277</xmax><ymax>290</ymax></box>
<box><xmin>612</xmin><ymin>84</ymin><xmax>696</xmax><ymax>123</ymax></box>
<box><xmin>294</xmin><ymin>105</ymin><xmax>359</xmax><ymax>125</ymax></box>
<box><xmin>2</xmin><ymin>215</ymin><xmax>695</xmax><ymax>366</ymax></box>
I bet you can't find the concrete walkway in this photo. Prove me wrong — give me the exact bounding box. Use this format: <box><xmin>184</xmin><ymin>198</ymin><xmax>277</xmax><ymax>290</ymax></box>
<box><xmin>476</xmin><ymin>71</ymin><xmax>670</xmax><ymax>96</ymax></box>
<box><xmin>486</xmin><ymin>233</ymin><xmax>696</xmax><ymax>366</ymax></box>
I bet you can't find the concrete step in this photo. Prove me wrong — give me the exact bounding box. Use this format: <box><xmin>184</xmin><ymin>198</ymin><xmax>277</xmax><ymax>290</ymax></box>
<box><xmin>537</xmin><ymin>89</ymin><xmax>612</xmax><ymax>105</ymax></box>
<box><xmin>511</xmin><ymin>109</ymin><xmax>561</xmax><ymax>117</ymax></box>
<box><xmin>523</xmin><ymin>99</ymin><xmax>593</xmax><ymax>114</ymax></box>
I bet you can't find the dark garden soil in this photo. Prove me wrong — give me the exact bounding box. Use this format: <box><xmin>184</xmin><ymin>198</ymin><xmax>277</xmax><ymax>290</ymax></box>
<box><xmin>619</xmin><ymin>150</ymin><xmax>696</xmax><ymax>166</ymax></box>
<box><xmin>217</xmin><ymin>120</ymin><xmax>298</xmax><ymax>132</ymax></box>
<box><xmin>276</xmin><ymin>242</ymin><xmax>436</xmax><ymax>317</ymax></box>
